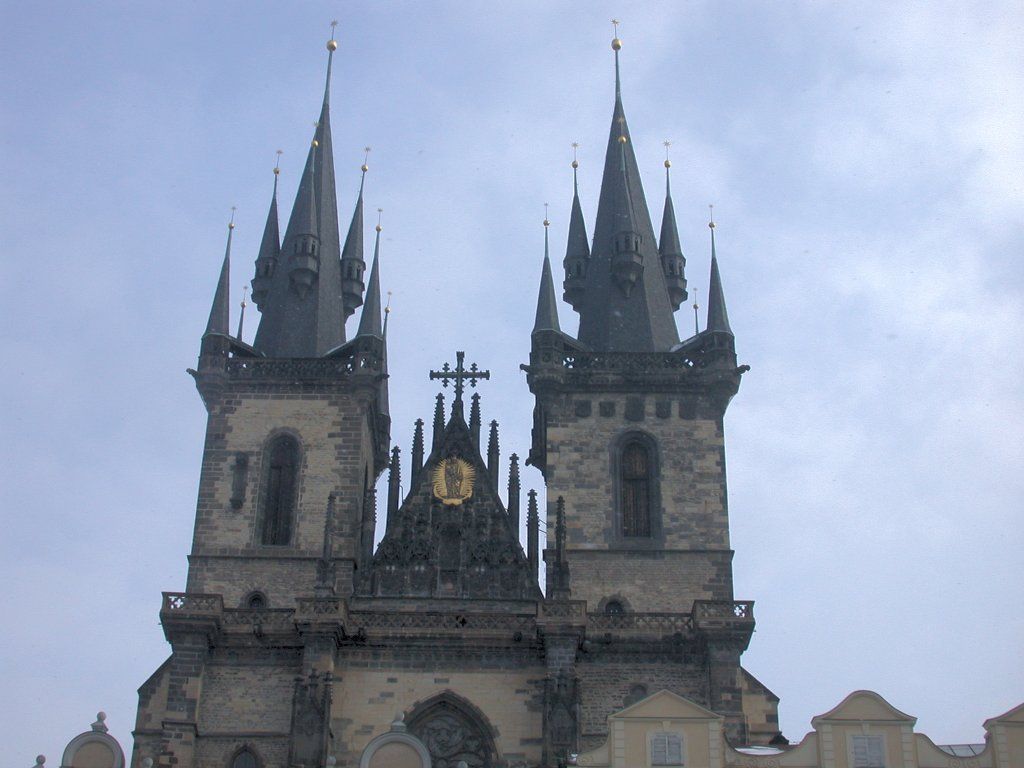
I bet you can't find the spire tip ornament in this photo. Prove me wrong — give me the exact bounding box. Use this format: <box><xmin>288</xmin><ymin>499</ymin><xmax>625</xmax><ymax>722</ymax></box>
<box><xmin>709</xmin><ymin>204</ymin><xmax>716</xmax><ymax>229</ymax></box>
<box><xmin>362</xmin><ymin>146</ymin><xmax>371</xmax><ymax>174</ymax></box>
<box><xmin>611</xmin><ymin>19</ymin><xmax>622</xmax><ymax>50</ymax></box>
<box><xmin>376</xmin><ymin>207</ymin><xmax>383</xmax><ymax>233</ymax></box>
<box><xmin>543</xmin><ymin>202</ymin><xmax>550</xmax><ymax>228</ymax></box>
<box><xmin>273</xmin><ymin>149</ymin><xmax>282</xmax><ymax>175</ymax></box>
<box><xmin>228</xmin><ymin>205</ymin><xmax>236</xmax><ymax>230</ymax></box>
<box><xmin>327</xmin><ymin>20</ymin><xmax>339</xmax><ymax>51</ymax></box>
<box><xmin>664</xmin><ymin>140</ymin><xmax>672</xmax><ymax>169</ymax></box>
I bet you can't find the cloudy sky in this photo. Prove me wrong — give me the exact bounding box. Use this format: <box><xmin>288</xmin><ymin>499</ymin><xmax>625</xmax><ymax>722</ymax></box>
<box><xmin>2</xmin><ymin>1</ymin><xmax>1022</xmax><ymax>762</ymax></box>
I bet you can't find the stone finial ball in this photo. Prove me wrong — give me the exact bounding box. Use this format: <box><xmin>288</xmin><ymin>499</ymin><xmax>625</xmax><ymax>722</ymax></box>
<box><xmin>327</xmin><ymin>39</ymin><xmax>338</xmax><ymax>51</ymax></box>
<box><xmin>35</xmin><ymin>757</ymin><xmax>45</xmax><ymax>766</ymax></box>
<box><xmin>97</xmin><ymin>711</ymin><xmax>107</xmax><ymax>721</ymax></box>
<box><xmin>664</xmin><ymin>159</ymin><xmax>671</xmax><ymax>168</ymax></box>
<box><xmin>571</xmin><ymin>160</ymin><xmax>579</xmax><ymax>169</ymax></box>
<box><xmin>361</xmin><ymin>164</ymin><xmax>369</xmax><ymax>172</ymax></box>
<box><xmin>612</xmin><ymin>37</ymin><xmax>622</xmax><ymax>51</ymax></box>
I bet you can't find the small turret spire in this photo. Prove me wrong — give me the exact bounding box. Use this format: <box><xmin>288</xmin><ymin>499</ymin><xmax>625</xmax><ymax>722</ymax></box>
<box><xmin>658</xmin><ymin>141</ymin><xmax>688</xmax><ymax>311</ymax></box>
<box><xmin>705</xmin><ymin>206</ymin><xmax>733</xmax><ymax>335</ymax></box>
<box><xmin>507</xmin><ymin>453</ymin><xmax>521</xmax><ymax>535</ymax></box>
<box><xmin>356</xmin><ymin>208</ymin><xmax>383</xmax><ymax>338</ymax></box>
<box><xmin>532</xmin><ymin>213</ymin><xmax>562</xmax><ymax>334</ymax></box>
<box><xmin>527</xmin><ymin>489</ymin><xmax>539</xmax><ymax>579</ymax></box>
<box><xmin>563</xmin><ymin>143</ymin><xmax>590</xmax><ymax>311</ymax></box>
<box><xmin>387</xmin><ymin>446</ymin><xmax>401</xmax><ymax>525</ymax></box>
<box><xmin>411</xmin><ymin>418</ymin><xmax>425</xmax><ymax>487</ymax></box>
<box><xmin>251</xmin><ymin>156</ymin><xmax>281</xmax><ymax>311</ymax></box>
<box><xmin>204</xmin><ymin>210</ymin><xmax>234</xmax><ymax>338</ymax></box>
<box><xmin>236</xmin><ymin>285</ymin><xmax>248</xmax><ymax>340</ymax></box>
<box><xmin>340</xmin><ymin>152</ymin><xmax>370</xmax><ymax>318</ymax></box>
<box><xmin>432</xmin><ymin>394</ymin><xmax>445</xmax><ymax>451</ymax></box>
<box><xmin>469</xmin><ymin>392</ymin><xmax>482</xmax><ymax>449</ymax></box>
<box><xmin>487</xmin><ymin>420</ymin><xmax>500</xmax><ymax>488</ymax></box>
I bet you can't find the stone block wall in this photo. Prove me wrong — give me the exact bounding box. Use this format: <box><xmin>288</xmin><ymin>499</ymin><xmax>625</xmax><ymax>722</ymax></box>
<box><xmin>187</xmin><ymin>383</ymin><xmax>378</xmax><ymax>602</ymax></box>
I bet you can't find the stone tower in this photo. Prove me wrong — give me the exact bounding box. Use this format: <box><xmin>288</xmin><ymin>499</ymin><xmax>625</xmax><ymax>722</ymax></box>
<box><xmin>524</xmin><ymin>35</ymin><xmax>758</xmax><ymax>744</ymax></box>
<box><xmin>134</xmin><ymin>35</ymin><xmax>391</xmax><ymax>768</ymax></box>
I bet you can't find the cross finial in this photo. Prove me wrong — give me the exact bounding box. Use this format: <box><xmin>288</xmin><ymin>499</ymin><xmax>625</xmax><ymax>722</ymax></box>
<box><xmin>240</xmin><ymin>284</ymin><xmax>248</xmax><ymax>308</ymax></box>
<box><xmin>362</xmin><ymin>146</ymin><xmax>371</xmax><ymax>173</ymax></box>
<box><xmin>612</xmin><ymin>19</ymin><xmax>621</xmax><ymax>37</ymax></box>
<box><xmin>429</xmin><ymin>351</ymin><xmax>490</xmax><ymax>406</ymax></box>
<box><xmin>328</xmin><ymin>19</ymin><xmax>339</xmax><ymax>50</ymax></box>
<box><xmin>274</xmin><ymin>149</ymin><xmax>283</xmax><ymax>175</ymax></box>
<box><xmin>376</xmin><ymin>207</ymin><xmax>383</xmax><ymax>232</ymax></box>
<box><xmin>311</xmin><ymin>121</ymin><xmax>319</xmax><ymax>148</ymax></box>
<box><xmin>663</xmin><ymin>139</ymin><xmax>672</xmax><ymax>168</ymax></box>
<box><xmin>543</xmin><ymin>202</ymin><xmax>550</xmax><ymax>228</ymax></box>
<box><xmin>571</xmin><ymin>141</ymin><xmax>580</xmax><ymax>170</ymax></box>
<box><xmin>385</xmin><ymin>290</ymin><xmax>392</xmax><ymax>315</ymax></box>
<box><xmin>228</xmin><ymin>205</ymin><xmax>236</xmax><ymax>229</ymax></box>
<box><xmin>709</xmin><ymin>203</ymin><xmax>716</xmax><ymax>229</ymax></box>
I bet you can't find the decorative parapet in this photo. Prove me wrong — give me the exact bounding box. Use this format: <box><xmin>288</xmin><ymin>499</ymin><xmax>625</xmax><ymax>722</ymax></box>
<box><xmin>587</xmin><ymin>611</ymin><xmax>694</xmax><ymax>638</ymax></box>
<box><xmin>160</xmin><ymin>592</ymin><xmax>223</xmax><ymax>643</ymax></box>
<box><xmin>349</xmin><ymin>611</ymin><xmax>536</xmax><ymax>639</ymax></box>
<box><xmin>692</xmin><ymin>600</ymin><xmax>755</xmax><ymax>633</ymax></box>
<box><xmin>294</xmin><ymin>597</ymin><xmax>347</xmax><ymax>621</ymax></box>
<box><xmin>537</xmin><ymin>600</ymin><xmax>588</xmax><ymax>632</ymax></box>
<box><xmin>221</xmin><ymin>608</ymin><xmax>297</xmax><ymax>635</ymax></box>
<box><xmin>525</xmin><ymin>333</ymin><xmax>742</xmax><ymax>395</ymax></box>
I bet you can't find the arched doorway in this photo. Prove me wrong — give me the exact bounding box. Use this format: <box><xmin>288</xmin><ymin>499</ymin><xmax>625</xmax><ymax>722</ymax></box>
<box><xmin>406</xmin><ymin>693</ymin><xmax>498</xmax><ymax>768</ymax></box>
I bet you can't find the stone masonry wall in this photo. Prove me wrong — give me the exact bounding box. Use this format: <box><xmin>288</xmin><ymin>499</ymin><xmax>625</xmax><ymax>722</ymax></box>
<box><xmin>186</xmin><ymin>384</ymin><xmax>378</xmax><ymax>603</ymax></box>
<box><xmin>544</xmin><ymin>392</ymin><xmax>733</xmax><ymax>613</ymax></box>
<box><xmin>334</xmin><ymin>665</ymin><xmax>545</xmax><ymax>767</ymax></box>
<box><xmin>567</xmin><ymin>549</ymin><xmax>735</xmax><ymax>612</ymax></box>
<box><xmin>577</xmin><ymin>658</ymin><xmax>710</xmax><ymax>747</ymax></box>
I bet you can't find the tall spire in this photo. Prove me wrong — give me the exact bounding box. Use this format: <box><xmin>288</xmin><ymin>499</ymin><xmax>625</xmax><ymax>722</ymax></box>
<box><xmin>204</xmin><ymin>211</ymin><xmax>234</xmax><ymax>338</ymax></box>
<box><xmin>562</xmin><ymin>143</ymin><xmax>589</xmax><ymax>310</ymax></box>
<box><xmin>705</xmin><ymin>207</ymin><xmax>732</xmax><ymax>335</ymax></box>
<box><xmin>251</xmin><ymin>158</ymin><xmax>280</xmax><ymax>311</ymax></box>
<box><xmin>574</xmin><ymin>27</ymin><xmax>680</xmax><ymax>352</ymax></box>
<box><xmin>533</xmin><ymin>212</ymin><xmax>561</xmax><ymax>334</ymax></box>
<box><xmin>356</xmin><ymin>209</ymin><xmax>383</xmax><ymax>338</ymax></box>
<box><xmin>658</xmin><ymin>144</ymin><xmax>687</xmax><ymax>311</ymax></box>
<box><xmin>251</xmin><ymin>31</ymin><xmax>345</xmax><ymax>357</ymax></box>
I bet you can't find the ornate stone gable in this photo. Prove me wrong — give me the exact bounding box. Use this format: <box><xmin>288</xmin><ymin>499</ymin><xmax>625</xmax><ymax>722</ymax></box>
<box><xmin>367</xmin><ymin>408</ymin><xmax>540</xmax><ymax>600</ymax></box>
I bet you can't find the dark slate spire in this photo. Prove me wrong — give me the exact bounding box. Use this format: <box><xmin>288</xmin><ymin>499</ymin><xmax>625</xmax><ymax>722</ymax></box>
<box><xmin>387</xmin><ymin>446</ymin><xmax>401</xmax><ymax>525</ymax></box>
<box><xmin>469</xmin><ymin>392</ymin><xmax>482</xmax><ymax>449</ymax></box>
<box><xmin>563</xmin><ymin>146</ymin><xmax>589</xmax><ymax>311</ymax></box>
<box><xmin>355</xmin><ymin>214</ymin><xmax>383</xmax><ymax>338</ymax></box>
<box><xmin>575</xmin><ymin>35</ymin><xmax>680</xmax><ymax>352</ymax></box>
<box><xmin>706</xmin><ymin>213</ymin><xmax>732</xmax><ymax>335</ymax></box>
<box><xmin>340</xmin><ymin>161</ymin><xmax>368</xmax><ymax>319</ymax></box>
<box><xmin>487</xmin><ymin>420</ymin><xmax>500</xmax><ymax>488</ymax></box>
<box><xmin>432</xmin><ymin>394</ymin><xmax>445</xmax><ymax>451</ymax></box>
<box><xmin>507</xmin><ymin>453</ymin><xmax>521</xmax><ymax>536</ymax></box>
<box><xmin>251</xmin><ymin>163</ymin><xmax>280</xmax><ymax>311</ymax></box>
<box><xmin>204</xmin><ymin>216</ymin><xmax>233</xmax><ymax>338</ymax></box>
<box><xmin>410</xmin><ymin>418</ymin><xmax>425</xmax><ymax>488</ymax></box>
<box><xmin>659</xmin><ymin>156</ymin><xmax>687</xmax><ymax>311</ymax></box>
<box><xmin>527</xmin><ymin>489</ymin><xmax>539</xmax><ymax>580</ymax></box>
<box><xmin>533</xmin><ymin>218</ymin><xmax>561</xmax><ymax>334</ymax></box>
<box><xmin>251</xmin><ymin>35</ymin><xmax>345</xmax><ymax>357</ymax></box>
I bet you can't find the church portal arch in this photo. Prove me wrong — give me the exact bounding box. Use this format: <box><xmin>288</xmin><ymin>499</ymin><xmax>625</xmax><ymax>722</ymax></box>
<box><xmin>405</xmin><ymin>691</ymin><xmax>499</xmax><ymax>768</ymax></box>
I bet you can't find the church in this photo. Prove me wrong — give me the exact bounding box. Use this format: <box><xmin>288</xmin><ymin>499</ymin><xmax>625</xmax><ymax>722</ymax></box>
<box><xmin>110</xmin><ymin>26</ymin><xmax>1023</xmax><ymax>768</ymax></box>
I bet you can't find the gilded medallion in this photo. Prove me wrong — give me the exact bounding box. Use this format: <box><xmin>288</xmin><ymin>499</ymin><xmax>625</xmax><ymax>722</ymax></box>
<box><xmin>432</xmin><ymin>455</ymin><xmax>475</xmax><ymax>506</ymax></box>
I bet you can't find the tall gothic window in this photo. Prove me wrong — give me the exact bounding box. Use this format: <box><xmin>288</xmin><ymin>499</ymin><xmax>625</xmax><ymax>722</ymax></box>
<box><xmin>621</xmin><ymin>440</ymin><xmax>652</xmax><ymax>537</ymax></box>
<box><xmin>261</xmin><ymin>435</ymin><xmax>299</xmax><ymax>545</ymax></box>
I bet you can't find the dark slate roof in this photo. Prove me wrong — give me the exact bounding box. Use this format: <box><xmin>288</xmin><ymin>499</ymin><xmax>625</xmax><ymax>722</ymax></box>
<box><xmin>658</xmin><ymin>168</ymin><xmax>684</xmax><ymax>261</ymax></box>
<box><xmin>565</xmin><ymin>169</ymin><xmax>590</xmax><ymax>264</ymax></box>
<box><xmin>204</xmin><ymin>224</ymin><xmax>232</xmax><ymax>337</ymax></box>
<box><xmin>251</xmin><ymin>48</ymin><xmax>346</xmax><ymax>358</ymax></box>
<box><xmin>533</xmin><ymin>225</ymin><xmax>561</xmax><ymax>334</ymax></box>
<box><xmin>706</xmin><ymin>226</ymin><xmax>732</xmax><ymax>335</ymax></box>
<box><xmin>574</xmin><ymin>56</ymin><xmax>680</xmax><ymax>352</ymax></box>
<box><xmin>356</xmin><ymin>227</ymin><xmax>383</xmax><ymax>339</ymax></box>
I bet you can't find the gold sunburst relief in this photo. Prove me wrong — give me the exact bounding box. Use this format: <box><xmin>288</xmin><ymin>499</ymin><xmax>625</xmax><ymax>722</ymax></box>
<box><xmin>432</xmin><ymin>455</ymin><xmax>475</xmax><ymax>506</ymax></box>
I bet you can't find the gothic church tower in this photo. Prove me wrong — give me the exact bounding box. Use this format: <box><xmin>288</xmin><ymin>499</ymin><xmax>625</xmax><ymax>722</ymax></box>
<box><xmin>524</xmin><ymin>33</ymin><xmax>757</xmax><ymax>743</ymax></box>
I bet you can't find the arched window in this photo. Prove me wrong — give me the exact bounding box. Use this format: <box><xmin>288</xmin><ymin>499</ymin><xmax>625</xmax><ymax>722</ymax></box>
<box><xmin>604</xmin><ymin>600</ymin><xmax>624</xmax><ymax>615</ymax></box>
<box><xmin>261</xmin><ymin>434</ymin><xmax>299</xmax><ymax>545</ymax></box>
<box><xmin>230</xmin><ymin>747</ymin><xmax>258</xmax><ymax>768</ymax></box>
<box><xmin>245</xmin><ymin>592</ymin><xmax>267</xmax><ymax>609</ymax></box>
<box><xmin>620</xmin><ymin>440</ymin><xmax>652</xmax><ymax>537</ymax></box>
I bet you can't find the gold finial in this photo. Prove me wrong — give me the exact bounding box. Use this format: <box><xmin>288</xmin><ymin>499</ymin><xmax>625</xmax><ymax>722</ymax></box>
<box><xmin>611</xmin><ymin>19</ymin><xmax>622</xmax><ymax>50</ymax></box>
<box><xmin>311</xmin><ymin>121</ymin><xmax>319</xmax><ymax>148</ymax></box>
<box><xmin>571</xmin><ymin>141</ymin><xmax>579</xmax><ymax>169</ymax></box>
<box><xmin>663</xmin><ymin>140</ymin><xmax>672</xmax><ymax>168</ymax></box>
<box><xmin>385</xmin><ymin>290</ymin><xmax>392</xmax><ymax>314</ymax></box>
<box><xmin>327</xmin><ymin>20</ymin><xmax>339</xmax><ymax>51</ymax></box>
<box><xmin>274</xmin><ymin>149</ymin><xmax>283</xmax><ymax>175</ymax></box>
<box><xmin>618</xmin><ymin>135</ymin><xmax>627</xmax><ymax>144</ymax></box>
<box><xmin>543</xmin><ymin>203</ymin><xmax>550</xmax><ymax>228</ymax></box>
<box><xmin>376</xmin><ymin>207</ymin><xmax>383</xmax><ymax>232</ymax></box>
<box><xmin>240</xmin><ymin>284</ymin><xmax>249</xmax><ymax>309</ymax></box>
<box><xmin>362</xmin><ymin>146</ymin><xmax>371</xmax><ymax>173</ymax></box>
<box><xmin>229</xmin><ymin>205</ymin><xmax>236</xmax><ymax>229</ymax></box>
<box><xmin>708</xmin><ymin>204</ymin><xmax>716</xmax><ymax>229</ymax></box>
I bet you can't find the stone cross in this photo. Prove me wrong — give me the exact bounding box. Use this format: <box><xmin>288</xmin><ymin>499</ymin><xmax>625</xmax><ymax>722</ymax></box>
<box><xmin>429</xmin><ymin>351</ymin><xmax>489</xmax><ymax>406</ymax></box>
